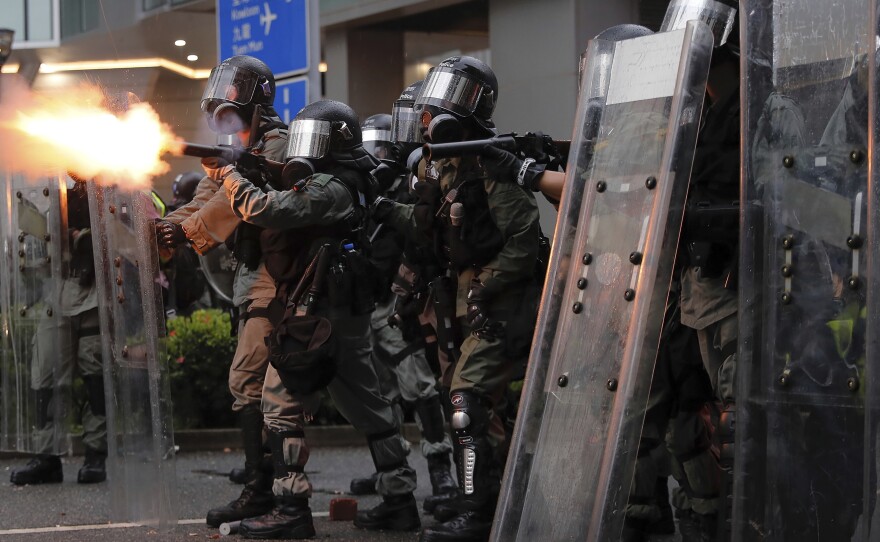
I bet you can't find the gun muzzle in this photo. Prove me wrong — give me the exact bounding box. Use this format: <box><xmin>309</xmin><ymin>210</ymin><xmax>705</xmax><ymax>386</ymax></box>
<box><xmin>179</xmin><ymin>141</ymin><xmax>240</xmax><ymax>162</ymax></box>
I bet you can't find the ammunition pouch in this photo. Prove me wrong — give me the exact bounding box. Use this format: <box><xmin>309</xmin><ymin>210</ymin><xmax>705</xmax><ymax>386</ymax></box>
<box><xmin>265</xmin><ymin>313</ymin><xmax>337</xmax><ymax>395</ymax></box>
<box><xmin>233</xmin><ymin>222</ymin><xmax>263</xmax><ymax>271</ymax></box>
<box><xmin>325</xmin><ymin>243</ymin><xmax>376</xmax><ymax>315</ymax></box>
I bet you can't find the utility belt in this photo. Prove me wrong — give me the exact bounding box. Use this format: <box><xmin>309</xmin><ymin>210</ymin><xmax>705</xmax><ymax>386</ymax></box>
<box><xmin>274</xmin><ymin>240</ymin><xmax>375</xmax><ymax>319</ymax></box>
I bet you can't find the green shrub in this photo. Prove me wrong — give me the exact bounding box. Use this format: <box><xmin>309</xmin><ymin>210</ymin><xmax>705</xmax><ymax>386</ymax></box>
<box><xmin>166</xmin><ymin>309</ymin><xmax>237</xmax><ymax>429</ymax></box>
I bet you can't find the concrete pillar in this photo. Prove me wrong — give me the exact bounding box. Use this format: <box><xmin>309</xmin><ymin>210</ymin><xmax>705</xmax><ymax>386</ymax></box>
<box><xmin>489</xmin><ymin>0</ymin><xmax>639</xmax><ymax>233</ymax></box>
<box><xmin>323</xmin><ymin>27</ymin><xmax>404</xmax><ymax>121</ymax></box>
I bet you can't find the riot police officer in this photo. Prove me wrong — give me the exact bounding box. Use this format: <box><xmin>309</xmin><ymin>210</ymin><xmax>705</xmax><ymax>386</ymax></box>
<box><xmin>155</xmin><ymin>54</ymin><xmax>288</xmax><ymax>527</ymax></box>
<box><xmin>349</xmin><ymin>111</ymin><xmax>457</xmax><ymax>506</ymax></box>
<box><xmin>375</xmin><ymin>56</ymin><xmax>543</xmax><ymax>542</ymax></box>
<box><xmin>9</xmin><ymin>178</ymin><xmax>107</xmax><ymax>486</ymax></box>
<box><xmin>214</xmin><ymin>100</ymin><xmax>419</xmax><ymax>538</ymax></box>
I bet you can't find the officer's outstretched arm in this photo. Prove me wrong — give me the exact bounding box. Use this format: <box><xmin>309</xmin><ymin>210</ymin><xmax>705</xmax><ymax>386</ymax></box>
<box><xmin>479</xmin><ymin>146</ymin><xmax>565</xmax><ymax>201</ymax></box>
<box><xmin>224</xmin><ymin>172</ymin><xmax>352</xmax><ymax>230</ymax></box>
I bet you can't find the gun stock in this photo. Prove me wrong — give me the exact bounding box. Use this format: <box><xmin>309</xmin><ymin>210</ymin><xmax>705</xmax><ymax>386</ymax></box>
<box><xmin>422</xmin><ymin>133</ymin><xmax>569</xmax><ymax>165</ymax></box>
<box><xmin>178</xmin><ymin>141</ymin><xmax>284</xmax><ymax>179</ymax></box>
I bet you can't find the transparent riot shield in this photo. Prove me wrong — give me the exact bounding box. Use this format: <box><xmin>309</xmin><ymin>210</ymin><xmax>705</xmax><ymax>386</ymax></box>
<box><xmin>735</xmin><ymin>0</ymin><xmax>879</xmax><ymax>539</ymax></box>
<box><xmin>492</xmin><ymin>22</ymin><xmax>713</xmax><ymax>541</ymax></box>
<box><xmin>87</xmin><ymin>181</ymin><xmax>176</xmax><ymax>526</ymax></box>
<box><xmin>198</xmin><ymin>244</ymin><xmax>236</xmax><ymax>306</ymax></box>
<box><xmin>0</xmin><ymin>173</ymin><xmax>69</xmax><ymax>454</ymax></box>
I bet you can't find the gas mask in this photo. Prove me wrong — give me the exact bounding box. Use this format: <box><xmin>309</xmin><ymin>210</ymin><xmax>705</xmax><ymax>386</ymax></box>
<box><xmin>280</xmin><ymin>158</ymin><xmax>317</xmax><ymax>189</ymax></box>
<box><xmin>204</xmin><ymin>101</ymin><xmax>248</xmax><ymax>135</ymax></box>
<box><xmin>420</xmin><ymin>108</ymin><xmax>464</xmax><ymax>144</ymax></box>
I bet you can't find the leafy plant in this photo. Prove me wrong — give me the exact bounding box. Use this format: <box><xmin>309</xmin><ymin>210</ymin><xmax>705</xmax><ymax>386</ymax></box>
<box><xmin>166</xmin><ymin>309</ymin><xmax>237</xmax><ymax>429</ymax></box>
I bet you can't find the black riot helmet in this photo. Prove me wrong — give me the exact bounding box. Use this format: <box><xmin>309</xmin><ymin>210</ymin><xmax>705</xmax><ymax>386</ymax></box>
<box><xmin>580</xmin><ymin>24</ymin><xmax>654</xmax><ymax>89</ymax></box>
<box><xmin>171</xmin><ymin>171</ymin><xmax>202</xmax><ymax>207</ymax></box>
<box><xmin>285</xmin><ymin>99</ymin><xmax>361</xmax><ymax>160</ymax></box>
<box><xmin>392</xmin><ymin>80</ymin><xmax>425</xmax><ymax>147</ymax></box>
<box><xmin>661</xmin><ymin>0</ymin><xmax>738</xmax><ymax>53</ymax></box>
<box><xmin>415</xmin><ymin>56</ymin><xmax>498</xmax><ymax>142</ymax></box>
<box><xmin>361</xmin><ymin>114</ymin><xmax>394</xmax><ymax>161</ymax></box>
<box><xmin>282</xmin><ymin>100</ymin><xmax>366</xmax><ymax>186</ymax></box>
<box><xmin>201</xmin><ymin>55</ymin><xmax>276</xmax><ymax>135</ymax></box>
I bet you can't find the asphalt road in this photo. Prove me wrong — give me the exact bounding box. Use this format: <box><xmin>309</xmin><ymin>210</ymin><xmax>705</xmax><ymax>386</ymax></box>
<box><xmin>0</xmin><ymin>447</ymin><xmax>683</xmax><ymax>541</ymax></box>
<box><xmin>0</xmin><ymin>447</ymin><xmax>429</xmax><ymax>541</ymax></box>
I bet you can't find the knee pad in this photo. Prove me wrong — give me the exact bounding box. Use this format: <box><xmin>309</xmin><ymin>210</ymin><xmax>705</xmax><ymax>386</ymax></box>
<box><xmin>268</xmin><ymin>428</ymin><xmax>307</xmax><ymax>479</ymax></box>
<box><xmin>450</xmin><ymin>390</ymin><xmax>490</xmax><ymax>438</ymax></box>
<box><xmin>450</xmin><ymin>390</ymin><xmax>493</xmax><ymax>498</ymax></box>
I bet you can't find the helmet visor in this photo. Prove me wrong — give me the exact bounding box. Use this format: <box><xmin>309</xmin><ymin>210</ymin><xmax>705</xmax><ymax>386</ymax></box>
<box><xmin>415</xmin><ymin>66</ymin><xmax>485</xmax><ymax>117</ymax></box>
<box><xmin>661</xmin><ymin>0</ymin><xmax>736</xmax><ymax>47</ymax></box>
<box><xmin>201</xmin><ymin>65</ymin><xmax>258</xmax><ymax>110</ymax></box>
<box><xmin>391</xmin><ymin>105</ymin><xmax>424</xmax><ymax>145</ymax></box>
<box><xmin>286</xmin><ymin>119</ymin><xmax>332</xmax><ymax>160</ymax></box>
<box><xmin>363</xmin><ymin>128</ymin><xmax>394</xmax><ymax>160</ymax></box>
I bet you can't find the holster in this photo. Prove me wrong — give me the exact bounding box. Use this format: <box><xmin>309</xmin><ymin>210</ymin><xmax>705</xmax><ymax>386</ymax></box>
<box><xmin>233</xmin><ymin>223</ymin><xmax>263</xmax><ymax>271</ymax></box>
<box><xmin>326</xmin><ymin>244</ymin><xmax>375</xmax><ymax>315</ymax></box>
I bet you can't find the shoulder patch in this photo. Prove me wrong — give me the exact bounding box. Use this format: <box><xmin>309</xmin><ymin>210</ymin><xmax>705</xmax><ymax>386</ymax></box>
<box><xmin>306</xmin><ymin>173</ymin><xmax>336</xmax><ymax>187</ymax></box>
<box><xmin>264</xmin><ymin>127</ymin><xmax>286</xmax><ymax>140</ymax></box>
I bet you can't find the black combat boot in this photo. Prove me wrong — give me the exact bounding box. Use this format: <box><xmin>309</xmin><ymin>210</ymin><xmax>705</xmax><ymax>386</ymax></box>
<box><xmin>419</xmin><ymin>510</ymin><xmax>493</xmax><ymax>542</ymax></box>
<box><xmin>239</xmin><ymin>497</ymin><xmax>315</xmax><ymax>539</ymax></box>
<box><xmin>354</xmin><ymin>493</ymin><xmax>421</xmax><ymax>531</ymax></box>
<box><xmin>430</xmin><ymin>499</ymin><xmax>461</xmax><ymax>522</ymax></box>
<box><xmin>77</xmin><ymin>447</ymin><xmax>107</xmax><ymax>483</ymax></box>
<box><xmin>427</xmin><ymin>453</ymin><xmax>457</xmax><ymax>495</ymax></box>
<box><xmin>348</xmin><ymin>471</ymin><xmax>378</xmax><ymax>495</ymax></box>
<box><xmin>229</xmin><ymin>467</ymin><xmax>248</xmax><ymax>484</ymax></box>
<box><xmin>206</xmin><ymin>407</ymin><xmax>274</xmax><ymax>527</ymax></box>
<box><xmin>206</xmin><ymin>482</ymin><xmax>275</xmax><ymax>527</ymax></box>
<box><xmin>10</xmin><ymin>455</ymin><xmax>63</xmax><ymax>485</ymax></box>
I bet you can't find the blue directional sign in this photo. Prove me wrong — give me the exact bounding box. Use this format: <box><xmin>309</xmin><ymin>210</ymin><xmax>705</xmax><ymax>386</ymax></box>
<box><xmin>217</xmin><ymin>0</ymin><xmax>310</xmax><ymax>79</ymax></box>
<box><xmin>275</xmin><ymin>77</ymin><xmax>308</xmax><ymax>124</ymax></box>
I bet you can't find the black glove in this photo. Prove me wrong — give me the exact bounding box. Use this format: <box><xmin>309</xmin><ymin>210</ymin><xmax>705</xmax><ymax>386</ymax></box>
<box><xmin>372</xmin><ymin>159</ymin><xmax>405</xmax><ymax>192</ymax></box>
<box><xmin>155</xmin><ymin>219</ymin><xmax>187</xmax><ymax>249</ymax></box>
<box><xmin>480</xmin><ymin>145</ymin><xmax>546</xmax><ymax>192</ymax></box>
<box><xmin>466</xmin><ymin>279</ymin><xmax>504</xmax><ymax>340</ymax></box>
<box><xmin>371</xmin><ymin>196</ymin><xmax>396</xmax><ymax>223</ymax></box>
<box><xmin>201</xmin><ymin>156</ymin><xmax>236</xmax><ymax>185</ymax></box>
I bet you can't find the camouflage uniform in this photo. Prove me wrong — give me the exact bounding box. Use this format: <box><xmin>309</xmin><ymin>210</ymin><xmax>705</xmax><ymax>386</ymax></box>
<box><xmin>382</xmin><ymin>155</ymin><xmax>542</xmax><ymax>515</ymax></box>
<box><xmin>222</xmin><ymin>170</ymin><xmax>416</xmax><ymax>501</ymax></box>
